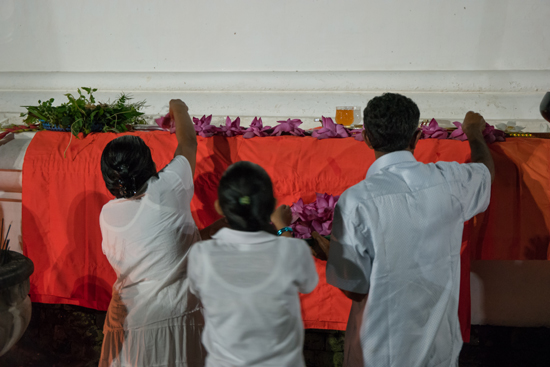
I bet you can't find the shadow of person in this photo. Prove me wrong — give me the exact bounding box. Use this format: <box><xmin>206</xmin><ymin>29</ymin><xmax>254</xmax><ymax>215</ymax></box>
<box><xmin>469</xmin><ymin>140</ymin><xmax>550</xmax><ymax>328</ymax></box>
<box><xmin>470</xmin><ymin>140</ymin><xmax>550</xmax><ymax>260</ymax></box>
<box><xmin>70</xmin><ymin>275</ymin><xmax>112</xmax><ymax>312</ymax></box>
<box><xmin>192</xmin><ymin>136</ymin><xmax>234</xmax><ymax>228</ymax></box>
<box><xmin>47</xmin><ymin>190</ymin><xmax>115</xmax><ymax>311</ymax></box>
<box><xmin>20</xmin><ymin>203</ymin><xmax>49</xmax><ymax>299</ymax></box>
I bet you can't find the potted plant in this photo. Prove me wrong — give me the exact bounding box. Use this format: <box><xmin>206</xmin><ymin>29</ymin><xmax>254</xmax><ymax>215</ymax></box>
<box><xmin>0</xmin><ymin>221</ymin><xmax>34</xmax><ymax>356</ymax></box>
<box><xmin>21</xmin><ymin>87</ymin><xmax>146</xmax><ymax>137</ymax></box>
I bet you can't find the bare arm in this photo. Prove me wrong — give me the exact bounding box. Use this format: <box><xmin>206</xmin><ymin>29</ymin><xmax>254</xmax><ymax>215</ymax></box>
<box><xmin>170</xmin><ymin>99</ymin><xmax>197</xmax><ymax>175</ymax></box>
<box><xmin>271</xmin><ymin>205</ymin><xmax>293</xmax><ymax>237</ymax></box>
<box><xmin>462</xmin><ymin>111</ymin><xmax>495</xmax><ymax>183</ymax></box>
<box><xmin>199</xmin><ymin>217</ymin><xmax>229</xmax><ymax>241</ymax></box>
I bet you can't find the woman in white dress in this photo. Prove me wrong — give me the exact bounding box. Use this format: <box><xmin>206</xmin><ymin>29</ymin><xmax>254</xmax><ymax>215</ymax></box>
<box><xmin>98</xmin><ymin>99</ymin><xmax>211</xmax><ymax>367</ymax></box>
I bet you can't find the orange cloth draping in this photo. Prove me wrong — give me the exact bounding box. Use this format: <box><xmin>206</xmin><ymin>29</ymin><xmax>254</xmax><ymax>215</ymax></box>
<box><xmin>22</xmin><ymin>131</ymin><xmax>550</xmax><ymax>338</ymax></box>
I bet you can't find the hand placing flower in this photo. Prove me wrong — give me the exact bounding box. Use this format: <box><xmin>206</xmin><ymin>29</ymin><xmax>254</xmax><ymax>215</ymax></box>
<box><xmin>155</xmin><ymin>113</ymin><xmax>176</xmax><ymax>133</ymax></box>
<box><xmin>271</xmin><ymin>204</ymin><xmax>292</xmax><ymax>230</ymax></box>
<box><xmin>449</xmin><ymin>121</ymin><xmax>468</xmax><ymax>141</ymax></box>
<box><xmin>451</xmin><ymin>120</ymin><xmax>505</xmax><ymax>143</ymax></box>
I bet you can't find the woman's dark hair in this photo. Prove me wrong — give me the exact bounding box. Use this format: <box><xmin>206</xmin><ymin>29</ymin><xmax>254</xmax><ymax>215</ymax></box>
<box><xmin>363</xmin><ymin>93</ymin><xmax>420</xmax><ymax>153</ymax></box>
<box><xmin>100</xmin><ymin>135</ymin><xmax>158</xmax><ymax>199</ymax></box>
<box><xmin>218</xmin><ymin>161</ymin><xmax>276</xmax><ymax>232</ymax></box>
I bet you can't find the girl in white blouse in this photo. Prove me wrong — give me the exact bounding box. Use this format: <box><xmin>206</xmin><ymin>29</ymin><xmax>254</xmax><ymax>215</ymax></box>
<box><xmin>99</xmin><ymin>100</ymin><xmax>221</xmax><ymax>367</ymax></box>
<box><xmin>188</xmin><ymin>161</ymin><xmax>319</xmax><ymax>367</ymax></box>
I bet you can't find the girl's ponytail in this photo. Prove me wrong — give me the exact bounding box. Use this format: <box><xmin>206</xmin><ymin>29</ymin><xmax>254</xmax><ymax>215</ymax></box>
<box><xmin>218</xmin><ymin>162</ymin><xmax>276</xmax><ymax>233</ymax></box>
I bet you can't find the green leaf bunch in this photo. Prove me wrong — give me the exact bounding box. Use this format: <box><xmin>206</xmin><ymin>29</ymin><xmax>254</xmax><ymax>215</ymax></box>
<box><xmin>21</xmin><ymin>87</ymin><xmax>146</xmax><ymax>137</ymax></box>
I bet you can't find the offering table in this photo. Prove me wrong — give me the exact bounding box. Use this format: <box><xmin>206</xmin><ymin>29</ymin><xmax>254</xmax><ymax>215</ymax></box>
<box><xmin>3</xmin><ymin>130</ymin><xmax>550</xmax><ymax>341</ymax></box>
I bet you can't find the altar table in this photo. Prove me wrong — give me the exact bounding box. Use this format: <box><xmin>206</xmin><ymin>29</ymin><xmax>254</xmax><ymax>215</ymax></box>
<box><xmin>21</xmin><ymin>131</ymin><xmax>550</xmax><ymax>340</ymax></box>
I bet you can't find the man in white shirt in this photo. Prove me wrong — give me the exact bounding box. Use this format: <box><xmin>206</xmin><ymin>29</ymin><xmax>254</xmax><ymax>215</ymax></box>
<box><xmin>314</xmin><ymin>93</ymin><xmax>494</xmax><ymax>367</ymax></box>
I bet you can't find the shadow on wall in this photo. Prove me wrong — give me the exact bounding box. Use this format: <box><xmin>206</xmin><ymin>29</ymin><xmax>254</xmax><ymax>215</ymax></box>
<box><xmin>62</xmin><ymin>191</ymin><xmax>114</xmax><ymax>308</ymax></box>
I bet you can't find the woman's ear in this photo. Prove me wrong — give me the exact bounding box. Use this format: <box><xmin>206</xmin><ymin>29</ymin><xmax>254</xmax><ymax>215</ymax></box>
<box><xmin>214</xmin><ymin>200</ymin><xmax>224</xmax><ymax>216</ymax></box>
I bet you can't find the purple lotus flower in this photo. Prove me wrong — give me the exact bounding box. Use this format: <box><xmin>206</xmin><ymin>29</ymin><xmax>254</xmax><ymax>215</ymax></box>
<box><xmin>294</xmin><ymin>223</ymin><xmax>313</xmax><ymax>239</ymax></box>
<box><xmin>312</xmin><ymin>116</ymin><xmax>350</xmax><ymax>139</ymax></box>
<box><xmin>348</xmin><ymin>127</ymin><xmax>365</xmax><ymax>141</ymax></box>
<box><xmin>220</xmin><ymin>116</ymin><xmax>245</xmax><ymax>137</ymax></box>
<box><xmin>155</xmin><ymin>113</ymin><xmax>175</xmax><ymax>133</ymax></box>
<box><xmin>482</xmin><ymin>123</ymin><xmax>506</xmax><ymax>143</ymax></box>
<box><xmin>243</xmin><ymin>117</ymin><xmax>272</xmax><ymax>139</ymax></box>
<box><xmin>271</xmin><ymin>118</ymin><xmax>306</xmax><ymax>137</ymax></box>
<box><xmin>449</xmin><ymin>121</ymin><xmax>468</xmax><ymax>141</ymax></box>
<box><xmin>421</xmin><ymin>118</ymin><xmax>449</xmax><ymax>139</ymax></box>
<box><xmin>290</xmin><ymin>193</ymin><xmax>340</xmax><ymax>239</ymax></box>
<box><xmin>192</xmin><ymin>115</ymin><xmax>217</xmax><ymax>138</ymax></box>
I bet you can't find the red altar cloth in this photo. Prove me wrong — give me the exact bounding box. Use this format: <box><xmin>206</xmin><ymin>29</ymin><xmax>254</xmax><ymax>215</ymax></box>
<box><xmin>22</xmin><ymin>131</ymin><xmax>550</xmax><ymax>339</ymax></box>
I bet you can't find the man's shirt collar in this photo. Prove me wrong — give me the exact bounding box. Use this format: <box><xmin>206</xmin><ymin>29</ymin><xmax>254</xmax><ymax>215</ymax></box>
<box><xmin>366</xmin><ymin>150</ymin><xmax>417</xmax><ymax>179</ymax></box>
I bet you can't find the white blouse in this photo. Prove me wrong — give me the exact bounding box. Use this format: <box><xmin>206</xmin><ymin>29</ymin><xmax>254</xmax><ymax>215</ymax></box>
<box><xmin>188</xmin><ymin>228</ymin><xmax>319</xmax><ymax>367</ymax></box>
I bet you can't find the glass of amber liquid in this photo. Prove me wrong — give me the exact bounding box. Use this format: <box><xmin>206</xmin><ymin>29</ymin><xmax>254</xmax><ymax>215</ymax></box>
<box><xmin>335</xmin><ymin>106</ymin><xmax>355</xmax><ymax>126</ymax></box>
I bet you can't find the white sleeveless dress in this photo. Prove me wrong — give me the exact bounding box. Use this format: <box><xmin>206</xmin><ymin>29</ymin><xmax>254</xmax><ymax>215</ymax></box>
<box><xmin>99</xmin><ymin>156</ymin><xmax>205</xmax><ymax>367</ymax></box>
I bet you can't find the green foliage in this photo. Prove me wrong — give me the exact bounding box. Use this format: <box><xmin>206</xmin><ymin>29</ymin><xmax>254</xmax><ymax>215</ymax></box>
<box><xmin>20</xmin><ymin>87</ymin><xmax>146</xmax><ymax>137</ymax></box>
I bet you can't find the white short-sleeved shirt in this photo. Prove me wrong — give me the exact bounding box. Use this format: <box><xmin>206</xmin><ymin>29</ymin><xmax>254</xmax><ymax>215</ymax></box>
<box><xmin>326</xmin><ymin>151</ymin><xmax>491</xmax><ymax>367</ymax></box>
<box><xmin>188</xmin><ymin>228</ymin><xmax>319</xmax><ymax>367</ymax></box>
<box><xmin>100</xmin><ymin>155</ymin><xmax>201</xmax><ymax>328</ymax></box>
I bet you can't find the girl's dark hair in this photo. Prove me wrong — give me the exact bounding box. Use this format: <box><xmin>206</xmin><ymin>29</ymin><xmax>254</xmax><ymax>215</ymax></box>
<box><xmin>218</xmin><ymin>161</ymin><xmax>276</xmax><ymax>232</ymax></box>
<box><xmin>100</xmin><ymin>135</ymin><xmax>158</xmax><ymax>199</ymax></box>
<box><xmin>363</xmin><ymin>93</ymin><xmax>420</xmax><ymax>153</ymax></box>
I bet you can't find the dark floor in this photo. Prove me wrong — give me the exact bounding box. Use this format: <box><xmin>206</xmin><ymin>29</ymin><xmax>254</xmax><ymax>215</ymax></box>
<box><xmin>1</xmin><ymin>303</ymin><xmax>549</xmax><ymax>367</ymax></box>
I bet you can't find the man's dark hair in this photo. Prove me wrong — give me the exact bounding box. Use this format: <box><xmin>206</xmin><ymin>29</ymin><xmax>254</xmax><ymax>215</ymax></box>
<box><xmin>100</xmin><ymin>135</ymin><xmax>158</xmax><ymax>198</ymax></box>
<box><xmin>363</xmin><ymin>93</ymin><xmax>420</xmax><ymax>153</ymax></box>
<box><xmin>218</xmin><ymin>161</ymin><xmax>276</xmax><ymax>233</ymax></box>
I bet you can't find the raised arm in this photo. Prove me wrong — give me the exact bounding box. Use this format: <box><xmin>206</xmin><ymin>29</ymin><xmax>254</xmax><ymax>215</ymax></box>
<box><xmin>170</xmin><ymin>99</ymin><xmax>197</xmax><ymax>175</ymax></box>
<box><xmin>462</xmin><ymin>111</ymin><xmax>495</xmax><ymax>183</ymax></box>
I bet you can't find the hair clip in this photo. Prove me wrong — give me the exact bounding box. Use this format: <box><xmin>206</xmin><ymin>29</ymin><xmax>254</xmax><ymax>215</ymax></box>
<box><xmin>239</xmin><ymin>196</ymin><xmax>251</xmax><ymax>205</ymax></box>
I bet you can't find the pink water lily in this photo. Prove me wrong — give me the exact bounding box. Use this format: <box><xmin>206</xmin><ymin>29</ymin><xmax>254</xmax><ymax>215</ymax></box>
<box><xmin>243</xmin><ymin>117</ymin><xmax>272</xmax><ymax>139</ymax></box>
<box><xmin>192</xmin><ymin>115</ymin><xmax>217</xmax><ymax>137</ymax></box>
<box><xmin>155</xmin><ymin>113</ymin><xmax>175</xmax><ymax>133</ymax></box>
<box><xmin>220</xmin><ymin>116</ymin><xmax>245</xmax><ymax>137</ymax></box>
<box><xmin>421</xmin><ymin>118</ymin><xmax>448</xmax><ymax>140</ymax></box>
<box><xmin>290</xmin><ymin>193</ymin><xmax>340</xmax><ymax>239</ymax></box>
<box><xmin>312</xmin><ymin>116</ymin><xmax>350</xmax><ymax>139</ymax></box>
<box><xmin>449</xmin><ymin>121</ymin><xmax>468</xmax><ymax>141</ymax></box>
<box><xmin>294</xmin><ymin>223</ymin><xmax>313</xmax><ymax>239</ymax></box>
<box><xmin>348</xmin><ymin>127</ymin><xmax>365</xmax><ymax>141</ymax></box>
<box><xmin>271</xmin><ymin>118</ymin><xmax>306</xmax><ymax>137</ymax></box>
<box><xmin>482</xmin><ymin>123</ymin><xmax>506</xmax><ymax>143</ymax></box>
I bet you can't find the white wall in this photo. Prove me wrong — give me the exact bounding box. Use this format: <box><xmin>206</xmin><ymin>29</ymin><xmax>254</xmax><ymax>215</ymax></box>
<box><xmin>0</xmin><ymin>0</ymin><xmax>549</xmax><ymax>119</ymax></box>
